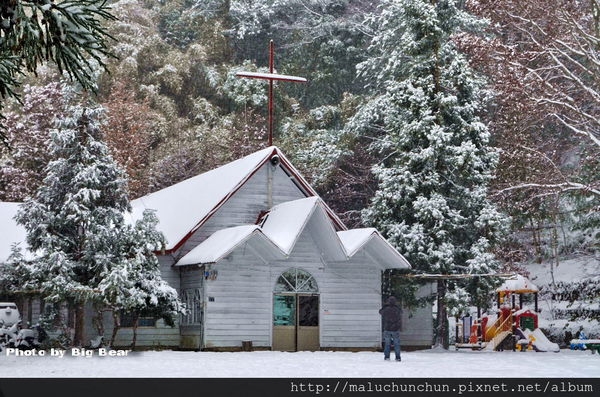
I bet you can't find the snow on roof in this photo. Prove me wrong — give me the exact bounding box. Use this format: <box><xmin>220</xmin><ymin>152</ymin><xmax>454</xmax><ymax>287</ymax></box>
<box><xmin>337</xmin><ymin>228</ymin><xmax>378</xmax><ymax>256</ymax></box>
<box><xmin>176</xmin><ymin>225</ymin><xmax>264</xmax><ymax>265</ymax></box>
<box><xmin>128</xmin><ymin>146</ymin><xmax>345</xmax><ymax>252</ymax></box>
<box><xmin>260</xmin><ymin>196</ymin><xmax>320</xmax><ymax>253</ymax></box>
<box><xmin>496</xmin><ymin>274</ymin><xmax>539</xmax><ymax>293</ymax></box>
<box><xmin>337</xmin><ymin>228</ymin><xmax>411</xmax><ymax>270</ymax></box>
<box><xmin>0</xmin><ymin>202</ymin><xmax>29</xmax><ymax>263</ymax></box>
<box><xmin>175</xmin><ymin>197</ymin><xmax>324</xmax><ymax>266</ymax></box>
<box><xmin>175</xmin><ymin>197</ymin><xmax>410</xmax><ymax>270</ymax></box>
<box><xmin>1</xmin><ymin>146</ymin><xmax>408</xmax><ymax>272</ymax></box>
<box><xmin>129</xmin><ymin>147</ymin><xmax>281</xmax><ymax>251</ymax></box>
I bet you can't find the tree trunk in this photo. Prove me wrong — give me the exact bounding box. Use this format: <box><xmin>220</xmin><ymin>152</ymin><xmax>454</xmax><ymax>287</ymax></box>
<box><xmin>110</xmin><ymin>311</ymin><xmax>121</xmax><ymax>348</ymax></box>
<box><xmin>435</xmin><ymin>279</ymin><xmax>449</xmax><ymax>349</ymax></box>
<box><xmin>92</xmin><ymin>305</ymin><xmax>104</xmax><ymax>338</ymax></box>
<box><xmin>530</xmin><ymin>218</ymin><xmax>543</xmax><ymax>263</ymax></box>
<box><xmin>131</xmin><ymin>313</ymin><xmax>139</xmax><ymax>350</ymax></box>
<box><xmin>73</xmin><ymin>302</ymin><xmax>86</xmax><ymax>347</ymax></box>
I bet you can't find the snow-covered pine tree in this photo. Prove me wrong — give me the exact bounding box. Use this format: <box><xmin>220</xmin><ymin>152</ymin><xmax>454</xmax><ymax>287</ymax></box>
<box><xmin>13</xmin><ymin>105</ymin><xmax>130</xmax><ymax>346</ymax></box>
<box><xmin>355</xmin><ymin>0</ymin><xmax>510</xmax><ymax>348</ymax></box>
<box><xmin>13</xmin><ymin>106</ymin><xmax>178</xmax><ymax>346</ymax></box>
<box><xmin>99</xmin><ymin>209</ymin><xmax>181</xmax><ymax>349</ymax></box>
<box><xmin>0</xmin><ymin>0</ymin><xmax>116</xmax><ymax>144</ymax></box>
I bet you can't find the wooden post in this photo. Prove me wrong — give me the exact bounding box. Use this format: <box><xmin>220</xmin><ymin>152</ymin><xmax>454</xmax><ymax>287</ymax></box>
<box><xmin>268</xmin><ymin>40</ymin><xmax>274</xmax><ymax>146</ymax></box>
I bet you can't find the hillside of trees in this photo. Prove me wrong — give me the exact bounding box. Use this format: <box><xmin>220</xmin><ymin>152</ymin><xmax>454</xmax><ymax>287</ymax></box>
<box><xmin>1</xmin><ymin>0</ymin><xmax>598</xmax><ymax>337</ymax></box>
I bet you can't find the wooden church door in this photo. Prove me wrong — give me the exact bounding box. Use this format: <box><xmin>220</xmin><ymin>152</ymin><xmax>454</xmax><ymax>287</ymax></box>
<box><xmin>272</xmin><ymin>268</ymin><xmax>320</xmax><ymax>351</ymax></box>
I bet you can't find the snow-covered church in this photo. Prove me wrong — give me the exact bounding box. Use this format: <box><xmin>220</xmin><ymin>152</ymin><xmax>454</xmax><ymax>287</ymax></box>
<box><xmin>1</xmin><ymin>146</ymin><xmax>433</xmax><ymax>351</ymax></box>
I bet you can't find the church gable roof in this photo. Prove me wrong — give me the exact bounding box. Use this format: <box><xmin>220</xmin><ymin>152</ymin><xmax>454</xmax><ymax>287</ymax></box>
<box><xmin>261</xmin><ymin>196</ymin><xmax>320</xmax><ymax>253</ymax></box>
<box><xmin>337</xmin><ymin>228</ymin><xmax>411</xmax><ymax>270</ymax></box>
<box><xmin>261</xmin><ymin>196</ymin><xmax>347</xmax><ymax>261</ymax></box>
<box><xmin>175</xmin><ymin>225</ymin><xmax>285</xmax><ymax>265</ymax></box>
<box><xmin>128</xmin><ymin>147</ymin><xmax>275</xmax><ymax>251</ymax></box>
<box><xmin>175</xmin><ymin>196</ymin><xmax>411</xmax><ymax>270</ymax></box>
<box><xmin>337</xmin><ymin>228</ymin><xmax>380</xmax><ymax>256</ymax></box>
<box><xmin>128</xmin><ymin>146</ymin><xmax>342</xmax><ymax>253</ymax></box>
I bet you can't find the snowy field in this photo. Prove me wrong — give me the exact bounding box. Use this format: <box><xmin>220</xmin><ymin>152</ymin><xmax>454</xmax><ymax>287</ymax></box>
<box><xmin>1</xmin><ymin>348</ymin><xmax>599</xmax><ymax>378</ymax></box>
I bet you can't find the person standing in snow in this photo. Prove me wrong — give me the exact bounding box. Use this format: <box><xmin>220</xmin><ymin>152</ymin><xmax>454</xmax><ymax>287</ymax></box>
<box><xmin>379</xmin><ymin>296</ymin><xmax>402</xmax><ymax>361</ymax></box>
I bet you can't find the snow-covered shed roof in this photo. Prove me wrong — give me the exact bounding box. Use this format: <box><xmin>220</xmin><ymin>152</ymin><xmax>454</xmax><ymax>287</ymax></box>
<box><xmin>175</xmin><ymin>197</ymin><xmax>411</xmax><ymax>270</ymax></box>
<box><xmin>128</xmin><ymin>146</ymin><xmax>344</xmax><ymax>252</ymax></box>
<box><xmin>0</xmin><ymin>202</ymin><xmax>29</xmax><ymax>263</ymax></box>
<box><xmin>496</xmin><ymin>275</ymin><xmax>539</xmax><ymax>294</ymax></box>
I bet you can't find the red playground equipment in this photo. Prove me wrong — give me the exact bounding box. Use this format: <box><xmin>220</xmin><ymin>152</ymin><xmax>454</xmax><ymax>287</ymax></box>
<box><xmin>455</xmin><ymin>275</ymin><xmax>559</xmax><ymax>352</ymax></box>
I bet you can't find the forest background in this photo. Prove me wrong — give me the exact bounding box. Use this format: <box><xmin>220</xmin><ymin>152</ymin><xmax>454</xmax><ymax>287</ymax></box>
<box><xmin>0</xmin><ymin>0</ymin><xmax>598</xmax><ymax>343</ymax></box>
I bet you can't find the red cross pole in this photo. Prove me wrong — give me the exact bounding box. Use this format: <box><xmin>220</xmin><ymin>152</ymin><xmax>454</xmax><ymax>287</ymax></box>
<box><xmin>236</xmin><ymin>40</ymin><xmax>307</xmax><ymax>146</ymax></box>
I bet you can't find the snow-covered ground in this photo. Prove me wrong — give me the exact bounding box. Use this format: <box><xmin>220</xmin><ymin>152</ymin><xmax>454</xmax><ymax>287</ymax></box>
<box><xmin>1</xmin><ymin>348</ymin><xmax>599</xmax><ymax>378</ymax></box>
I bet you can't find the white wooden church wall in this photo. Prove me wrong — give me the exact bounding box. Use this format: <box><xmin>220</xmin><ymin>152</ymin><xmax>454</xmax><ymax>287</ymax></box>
<box><xmin>102</xmin><ymin>316</ymin><xmax>181</xmax><ymax>349</ymax></box>
<box><xmin>202</xmin><ymin>251</ymin><xmax>273</xmax><ymax>349</ymax></box>
<box><xmin>321</xmin><ymin>256</ymin><xmax>383</xmax><ymax>349</ymax></box>
<box><xmin>202</xmin><ymin>227</ymin><xmax>386</xmax><ymax>350</ymax></box>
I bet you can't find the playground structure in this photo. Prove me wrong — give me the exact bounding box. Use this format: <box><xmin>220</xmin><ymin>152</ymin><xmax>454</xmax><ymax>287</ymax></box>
<box><xmin>455</xmin><ymin>275</ymin><xmax>560</xmax><ymax>352</ymax></box>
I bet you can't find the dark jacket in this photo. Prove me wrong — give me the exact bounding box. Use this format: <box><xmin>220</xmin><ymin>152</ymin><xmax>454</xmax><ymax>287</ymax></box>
<box><xmin>379</xmin><ymin>296</ymin><xmax>403</xmax><ymax>332</ymax></box>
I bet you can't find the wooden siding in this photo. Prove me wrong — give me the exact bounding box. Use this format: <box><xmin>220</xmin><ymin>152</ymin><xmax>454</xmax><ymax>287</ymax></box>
<box><xmin>158</xmin><ymin>254</ymin><xmax>180</xmax><ymax>290</ymax></box>
<box><xmin>400</xmin><ymin>283</ymin><xmax>434</xmax><ymax>348</ymax></box>
<box><xmin>203</xmin><ymin>250</ymin><xmax>272</xmax><ymax>348</ymax></box>
<box><xmin>106</xmin><ymin>325</ymin><xmax>181</xmax><ymax>348</ymax></box>
<box><xmin>101</xmin><ymin>312</ymin><xmax>181</xmax><ymax>349</ymax></box>
<box><xmin>202</xmin><ymin>224</ymin><xmax>387</xmax><ymax>350</ymax></box>
<box><xmin>321</xmin><ymin>256</ymin><xmax>383</xmax><ymax>349</ymax></box>
<box><xmin>174</xmin><ymin>163</ymin><xmax>306</xmax><ymax>261</ymax></box>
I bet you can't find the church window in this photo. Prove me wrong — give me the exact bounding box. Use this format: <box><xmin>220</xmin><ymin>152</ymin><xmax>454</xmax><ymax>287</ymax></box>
<box><xmin>274</xmin><ymin>268</ymin><xmax>318</xmax><ymax>293</ymax></box>
<box><xmin>180</xmin><ymin>288</ymin><xmax>203</xmax><ymax>325</ymax></box>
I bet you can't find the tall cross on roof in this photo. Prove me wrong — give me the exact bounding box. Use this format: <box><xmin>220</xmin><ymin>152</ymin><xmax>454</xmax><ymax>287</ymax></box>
<box><xmin>236</xmin><ymin>40</ymin><xmax>307</xmax><ymax>146</ymax></box>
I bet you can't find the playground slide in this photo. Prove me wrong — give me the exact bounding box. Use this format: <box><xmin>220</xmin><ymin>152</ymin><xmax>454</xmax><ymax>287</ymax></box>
<box><xmin>515</xmin><ymin>328</ymin><xmax>560</xmax><ymax>352</ymax></box>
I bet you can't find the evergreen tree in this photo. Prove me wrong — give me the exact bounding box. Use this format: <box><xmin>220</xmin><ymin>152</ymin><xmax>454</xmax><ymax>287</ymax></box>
<box><xmin>0</xmin><ymin>0</ymin><xmax>116</xmax><ymax>144</ymax></box>
<box><xmin>99</xmin><ymin>210</ymin><xmax>181</xmax><ymax>349</ymax></box>
<box><xmin>8</xmin><ymin>104</ymin><xmax>181</xmax><ymax>347</ymax></box>
<box><xmin>13</xmin><ymin>105</ymin><xmax>129</xmax><ymax>346</ymax></box>
<box><xmin>355</xmin><ymin>0</ymin><xmax>509</xmax><ymax>348</ymax></box>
